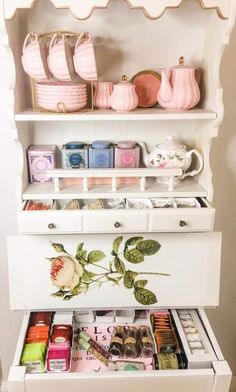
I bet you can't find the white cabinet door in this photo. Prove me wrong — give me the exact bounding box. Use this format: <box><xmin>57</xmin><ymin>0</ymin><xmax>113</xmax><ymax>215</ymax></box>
<box><xmin>8</xmin><ymin>233</ymin><xmax>221</xmax><ymax>310</ymax></box>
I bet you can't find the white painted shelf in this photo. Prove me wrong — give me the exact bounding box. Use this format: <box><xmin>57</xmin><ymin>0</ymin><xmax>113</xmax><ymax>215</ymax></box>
<box><xmin>15</xmin><ymin>108</ymin><xmax>217</xmax><ymax>122</ymax></box>
<box><xmin>22</xmin><ymin>178</ymin><xmax>207</xmax><ymax>200</ymax></box>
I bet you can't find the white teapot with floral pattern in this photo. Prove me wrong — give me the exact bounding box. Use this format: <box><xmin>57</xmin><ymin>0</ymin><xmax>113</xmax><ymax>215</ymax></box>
<box><xmin>139</xmin><ymin>136</ymin><xmax>203</xmax><ymax>184</ymax></box>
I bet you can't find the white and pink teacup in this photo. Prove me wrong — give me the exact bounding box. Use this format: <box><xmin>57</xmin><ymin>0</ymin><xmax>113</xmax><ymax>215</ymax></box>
<box><xmin>21</xmin><ymin>32</ymin><xmax>51</xmax><ymax>81</ymax></box>
<box><xmin>73</xmin><ymin>32</ymin><xmax>97</xmax><ymax>81</ymax></box>
<box><xmin>47</xmin><ymin>33</ymin><xmax>76</xmax><ymax>81</ymax></box>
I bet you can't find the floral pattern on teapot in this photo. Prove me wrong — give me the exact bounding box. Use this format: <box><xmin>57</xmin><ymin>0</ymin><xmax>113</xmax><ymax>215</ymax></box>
<box><xmin>150</xmin><ymin>152</ymin><xmax>184</xmax><ymax>169</ymax></box>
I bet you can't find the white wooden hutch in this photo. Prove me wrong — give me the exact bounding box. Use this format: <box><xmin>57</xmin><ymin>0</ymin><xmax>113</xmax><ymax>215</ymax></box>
<box><xmin>1</xmin><ymin>0</ymin><xmax>235</xmax><ymax>391</ymax></box>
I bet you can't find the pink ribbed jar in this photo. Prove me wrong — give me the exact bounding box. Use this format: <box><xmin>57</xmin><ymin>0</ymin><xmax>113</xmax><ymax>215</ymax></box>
<box><xmin>110</xmin><ymin>75</ymin><xmax>138</xmax><ymax>112</ymax></box>
<box><xmin>94</xmin><ymin>81</ymin><xmax>113</xmax><ymax>109</ymax></box>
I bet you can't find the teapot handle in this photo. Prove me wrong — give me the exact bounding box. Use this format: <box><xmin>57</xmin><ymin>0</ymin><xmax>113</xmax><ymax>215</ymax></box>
<box><xmin>181</xmin><ymin>149</ymin><xmax>204</xmax><ymax>179</ymax></box>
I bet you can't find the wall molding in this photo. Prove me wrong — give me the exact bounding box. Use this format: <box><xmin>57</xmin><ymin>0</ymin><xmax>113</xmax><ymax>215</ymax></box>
<box><xmin>0</xmin><ymin>382</ymin><xmax>8</xmax><ymax>392</ymax></box>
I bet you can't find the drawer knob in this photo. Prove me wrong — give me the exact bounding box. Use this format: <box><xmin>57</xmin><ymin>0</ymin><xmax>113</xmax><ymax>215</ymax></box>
<box><xmin>179</xmin><ymin>220</ymin><xmax>187</xmax><ymax>227</ymax></box>
<box><xmin>48</xmin><ymin>223</ymin><xmax>56</xmax><ymax>229</ymax></box>
<box><xmin>114</xmin><ymin>221</ymin><xmax>121</xmax><ymax>228</ymax></box>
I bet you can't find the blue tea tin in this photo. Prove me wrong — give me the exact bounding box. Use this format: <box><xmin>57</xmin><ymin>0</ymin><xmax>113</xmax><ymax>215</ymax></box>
<box><xmin>89</xmin><ymin>140</ymin><xmax>114</xmax><ymax>168</ymax></box>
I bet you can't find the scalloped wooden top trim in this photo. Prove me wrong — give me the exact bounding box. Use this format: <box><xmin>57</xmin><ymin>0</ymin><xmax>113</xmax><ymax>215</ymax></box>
<box><xmin>4</xmin><ymin>0</ymin><xmax>230</xmax><ymax>20</ymax></box>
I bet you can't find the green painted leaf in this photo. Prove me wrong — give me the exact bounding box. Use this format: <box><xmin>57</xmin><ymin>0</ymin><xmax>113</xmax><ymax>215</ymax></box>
<box><xmin>134</xmin><ymin>288</ymin><xmax>157</xmax><ymax>305</ymax></box>
<box><xmin>52</xmin><ymin>290</ymin><xmax>65</xmax><ymax>298</ymax></box>
<box><xmin>46</xmin><ymin>257</ymin><xmax>56</xmax><ymax>262</ymax></box>
<box><xmin>76</xmin><ymin>243</ymin><xmax>84</xmax><ymax>252</ymax></box>
<box><xmin>82</xmin><ymin>270</ymin><xmax>97</xmax><ymax>282</ymax></box>
<box><xmin>125</xmin><ymin>236</ymin><xmax>143</xmax><ymax>248</ymax></box>
<box><xmin>114</xmin><ymin>256</ymin><xmax>126</xmax><ymax>275</ymax></box>
<box><xmin>75</xmin><ymin>250</ymin><xmax>87</xmax><ymax>265</ymax></box>
<box><xmin>51</xmin><ymin>243</ymin><xmax>65</xmax><ymax>253</ymax></box>
<box><xmin>123</xmin><ymin>271</ymin><xmax>138</xmax><ymax>289</ymax></box>
<box><xmin>63</xmin><ymin>295</ymin><xmax>73</xmax><ymax>301</ymax></box>
<box><xmin>134</xmin><ymin>280</ymin><xmax>148</xmax><ymax>289</ymax></box>
<box><xmin>136</xmin><ymin>240</ymin><xmax>161</xmax><ymax>256</ymax></box>
<box><xmin>87</xmin><ymin>250</ymin><xmax>106</xmax><ymax>263</ymax></box>
<box><xmin>112</xmin><ymin>236</ymin><xmax>123</xmax><ymax>254</ymax></box>
<box><xmin>76</xmin><ymin>250</ymin><xmax>87</xmax><ymax>259</ymax></box>
<box><xmin>71</xmin><ymin>288</ymin><xmax>81</xmax><ymax>295</ymax></box>
<box><xmin>124</xmin><ymin>248</ymin><xmax>144</xmax><ymax>264</ymax></box>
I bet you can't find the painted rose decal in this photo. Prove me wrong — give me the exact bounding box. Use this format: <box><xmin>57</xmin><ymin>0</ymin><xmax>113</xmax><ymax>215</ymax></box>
<box><xmin>50</xmin><ymin>256</ymin><xmax>83</xmax><ymax>290</ymax></box>
<box><xmin>47</xmin><ymin>236</ymin><xmax>170</xmax><ymax>305</ymax></box>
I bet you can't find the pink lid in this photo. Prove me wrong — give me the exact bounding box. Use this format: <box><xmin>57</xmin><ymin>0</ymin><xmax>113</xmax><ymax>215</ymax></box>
<box><xmin>28</xmin><ymin>145</ymin><xmax>56</xmax><ymax>154</ymax></box>
<box><xmin>117</xmin><ymin>140</ymin><xmax>136</xmax><ymax>149</ymax></box>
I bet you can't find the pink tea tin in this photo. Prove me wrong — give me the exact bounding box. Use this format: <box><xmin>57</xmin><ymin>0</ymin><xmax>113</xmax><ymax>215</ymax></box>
<box><xmin>115</xmin><ymin>140</ymin><xmax>140</xmax><ymax>168</ymax></box>
<box><xmin>27</xmin><ymin>145</ymin><xmax>56</xmax><ymax>183</ymax></box>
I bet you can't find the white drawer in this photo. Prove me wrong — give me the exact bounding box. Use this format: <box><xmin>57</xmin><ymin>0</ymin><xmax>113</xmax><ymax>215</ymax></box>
<box><xmin>8</xmin><ymin>309</ymin><xmax>231</xmax><ymax>392</ymax></box>
<box><xmin>18</xmin><ymin>199</ymin><xmax>214</xmax><ymax>234</ymax></box>
<box><xmin>84</xmin><ymin>210</ymin><xmax>148</xmax><ymax>233</ymax></box>
<box><xmin>18</xmin><ymin>210</ymin><xmax>82</xmax><ymax>234</ymax></box>
<box><xmin>149</xmin><ymin>200</ymin><xmax>215</xmax><ymax>232</ymax></box>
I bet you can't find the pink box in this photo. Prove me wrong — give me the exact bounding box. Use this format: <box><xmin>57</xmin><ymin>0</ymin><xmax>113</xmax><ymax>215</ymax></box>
<box><xmin>27</xmin><ymin>145</ymin><xmax>56</xmax><ymax>183</ymax></box>
<box><xmin>71</xmin><ymin>324</ymin><xmax>154</xmax><ymax>373</ymax></box>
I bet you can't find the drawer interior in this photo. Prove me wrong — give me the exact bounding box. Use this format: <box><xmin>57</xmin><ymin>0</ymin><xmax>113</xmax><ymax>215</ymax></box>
<box><xmin>9</xmin><ymin>308</ymin><xmax>232</xmax><ymax>392</ymax></box>
<box><xmin>15</xmin><ymin>308</ymin><xmax>221</xmax><ymax>375</ymax></box>
<box><xmin>18</xmin><ymin>197</ymin><xmax>215</xmax><ymax>233</ymax></box>
<box><xmin>21</xmin><ymin>197</ymin><xmax>211</xmax><ymax>211</ymax></box>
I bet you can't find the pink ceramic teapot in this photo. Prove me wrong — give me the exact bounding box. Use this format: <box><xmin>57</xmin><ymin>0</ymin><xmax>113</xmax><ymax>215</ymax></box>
<box><xmin>157</xmin><ymin>57</ymin><xmax>200</xmax><ymax>110</ymax></box>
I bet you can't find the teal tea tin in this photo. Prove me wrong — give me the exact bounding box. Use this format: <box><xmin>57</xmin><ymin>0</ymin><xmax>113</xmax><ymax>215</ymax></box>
<box><xmin>62</xmin><ymin>141</ymin><xmax>88</xmax><ymax>169</ymax></box>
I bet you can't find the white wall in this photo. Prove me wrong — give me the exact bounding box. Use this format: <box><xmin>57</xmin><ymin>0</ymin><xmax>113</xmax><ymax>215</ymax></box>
<box><xmin>0</xmin><ymin>14</ymin><xmax>236</xmax><ymax>386</ymax></box>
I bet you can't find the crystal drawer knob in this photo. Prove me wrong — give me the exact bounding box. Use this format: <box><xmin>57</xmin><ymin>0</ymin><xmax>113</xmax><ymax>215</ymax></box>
<box><xmin>48</xmin><ymin>223</ymin><xmax>56</xmax><ymax>229</ymax></box>
<box><xmin>114</xmin><ymin>221</ymin><xmax>121</xmax><ymax>228</ymax></box>
<box><xmin>179</xmin><ymin>220</ymin><xmax>187</xmax><ymax>227</ymax></box>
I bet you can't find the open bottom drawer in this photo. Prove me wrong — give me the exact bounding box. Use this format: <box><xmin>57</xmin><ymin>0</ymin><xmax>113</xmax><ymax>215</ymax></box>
<box><xmin>8</xmin><ymin>309</ymin><xmax>231</xmax><ymax>392</ymax></box>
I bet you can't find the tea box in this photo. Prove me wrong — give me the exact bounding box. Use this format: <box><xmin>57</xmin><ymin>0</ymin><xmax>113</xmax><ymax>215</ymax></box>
<box><xmin>115</xmin><ymin>140</ymin><xmax>140</xmax><ymax>168</ymax></box>
<box><xmin>62</xmin><ymin>142</ymin><xmax>88</xmax><ymax>169</ymax></box>
<box><xmin>27</xmin><ymin>145</ymin><xmax>56</xmax><ymax>183</ymax></box>
<box><xmin>88</xmin><ymin>140</ymin><xmax>114</xmax><ymax>168</ymax></box>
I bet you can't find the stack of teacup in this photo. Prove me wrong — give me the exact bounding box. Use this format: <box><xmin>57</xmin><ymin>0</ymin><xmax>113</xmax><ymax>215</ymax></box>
<box><xmin>22</xmin><ymin>31</ymin><xmax>98</xmax><ymax>113</ymax></box>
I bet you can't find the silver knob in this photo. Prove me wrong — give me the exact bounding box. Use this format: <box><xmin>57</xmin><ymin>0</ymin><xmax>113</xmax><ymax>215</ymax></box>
<box><xmin>114</xmin><ymin>221</ymin><xmax>121</xmax><ymax>228</ymax></box>
<box><xmin>48</xmin><ymin>223</ymin><xmax>56</xmax><ymax>229</ymax></box>
<box><xmin>179</xmin><ymin>220</ymin><xmax>187</xmax><ymax>227</ymax></box>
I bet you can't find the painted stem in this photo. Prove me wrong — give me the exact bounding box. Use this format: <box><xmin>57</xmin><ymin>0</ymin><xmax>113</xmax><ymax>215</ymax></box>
<box><xmin>138</xmin><ymin>272</ymin><xmax>170</xmax><ymax>277</ymax></box>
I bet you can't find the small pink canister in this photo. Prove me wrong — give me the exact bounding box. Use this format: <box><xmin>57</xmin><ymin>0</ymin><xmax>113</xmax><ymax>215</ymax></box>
<box><xmin>115</xmin><ymin>140</ymin><xmax>140</xmax><ymax>168</ymax></box>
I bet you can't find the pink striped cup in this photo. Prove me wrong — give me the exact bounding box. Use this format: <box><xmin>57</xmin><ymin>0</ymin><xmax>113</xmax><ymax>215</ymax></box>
<box><xmin>48</xmin><ymin>33</ymin><xmax>76</xmax><ymax>81</ymax></box>
<box><xmin>73</xmin><ymin>32</ymin><xmax>97</xmax><ymax>81</ymax></box>
<box><xmin>21</xmin><ymin>32</ymin><xmax>51</xmax><ymax>81</ymax></box>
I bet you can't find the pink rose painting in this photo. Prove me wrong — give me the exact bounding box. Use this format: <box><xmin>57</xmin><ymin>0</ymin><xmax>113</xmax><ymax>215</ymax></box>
<box><xmin>47</xmin><ymin>236</ymin><xmax>170</xmax><ymax>305</ymax></box>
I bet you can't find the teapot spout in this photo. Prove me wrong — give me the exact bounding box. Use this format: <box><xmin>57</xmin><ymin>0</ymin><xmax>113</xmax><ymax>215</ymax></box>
<box><xmin>138</xmin><ymin>141</ymin><xmax>150</xmax><ymax>168</ymax></box>
<box><xmin>157</xmin><ymin>68</ymin><xmax>173</xmax><ymax>105</ymax></box>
